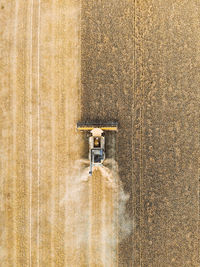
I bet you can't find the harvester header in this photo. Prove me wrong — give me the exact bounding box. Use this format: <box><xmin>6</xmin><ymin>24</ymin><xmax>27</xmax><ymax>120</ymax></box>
<box><xmin>77</xmin><ymin>122</ymin><xmax>118</xmax><ymax>131</ymax></box>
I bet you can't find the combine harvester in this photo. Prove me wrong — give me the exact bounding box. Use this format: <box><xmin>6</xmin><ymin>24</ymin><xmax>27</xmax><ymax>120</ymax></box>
<box><xmin>77</xmin><ymin>122</ymin><xmax>118</xmax><ymax>175</ymax></box>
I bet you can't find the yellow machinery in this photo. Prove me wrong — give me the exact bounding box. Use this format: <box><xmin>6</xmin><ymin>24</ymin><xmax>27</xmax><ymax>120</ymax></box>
<box><xmin>77</xmin><ymin>122</ymin><xmax>118</xmax><ymax>175</ymax></box>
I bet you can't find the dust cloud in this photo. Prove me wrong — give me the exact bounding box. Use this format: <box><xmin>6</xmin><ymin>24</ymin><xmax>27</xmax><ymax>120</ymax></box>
<box><xmin>62</xmin><ymin>159</ymin><xmax>132</xmax><ymax>266</ymax></box>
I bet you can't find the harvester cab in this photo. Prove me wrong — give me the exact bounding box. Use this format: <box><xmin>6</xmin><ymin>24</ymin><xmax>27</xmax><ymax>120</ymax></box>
<box><xmin>77</xmin><ymin>122</ymin><xmax>118</xmax><ymax>175</ymax></box>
